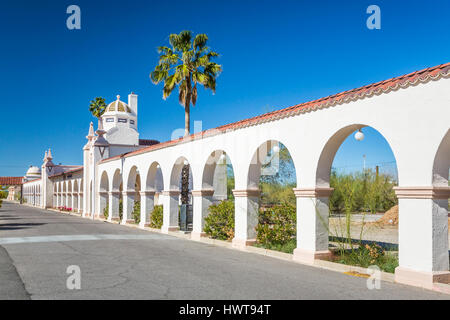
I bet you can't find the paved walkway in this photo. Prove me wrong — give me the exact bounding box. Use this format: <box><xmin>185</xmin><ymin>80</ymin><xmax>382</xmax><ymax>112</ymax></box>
<box><xmin>0</xmin><ymin>202</ymin><xmax>448</xmax><ymax>300</ymax></box>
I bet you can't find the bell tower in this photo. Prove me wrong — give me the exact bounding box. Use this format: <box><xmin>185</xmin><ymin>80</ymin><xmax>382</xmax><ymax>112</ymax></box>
<box><xmin>101</xmin><ymin>93</ymin><xmax>139</xmax><ymax>147</ymax></box>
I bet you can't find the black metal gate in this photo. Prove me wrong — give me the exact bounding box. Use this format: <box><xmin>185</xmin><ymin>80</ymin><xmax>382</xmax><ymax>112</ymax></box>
<box><xmin>180</xmin><ymin>204</ymin><xmax>193</xmax><ymax>231</ymax></box>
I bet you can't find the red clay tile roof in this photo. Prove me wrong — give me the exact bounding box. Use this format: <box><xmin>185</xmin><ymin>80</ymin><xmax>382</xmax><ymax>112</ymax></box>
<box><xmin>0</xmin><ymin>177</ymin><xmax>23</xmax><ymax>185</ymax></box>
<box><xmin>23</xmin><ymin>178</ymin><xmax>41</xmax><ymax>184</ymax></box>
<box><xmin>139</xmin><ymin>139</ymin><xmax>160</xmax><ymax>146</ymax></box>
<box><xmin>49</xmin><ymin>166</ymin><xmax>83</xmax><ymax>178</ymax></box>
<box><xmin>101</xmin><ymin>62</ymin><xmax>450</xmax><ymax>164</ymax></box>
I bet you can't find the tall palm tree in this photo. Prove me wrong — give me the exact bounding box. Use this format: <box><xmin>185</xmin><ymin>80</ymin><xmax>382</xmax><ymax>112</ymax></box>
<box><xmin>89</xmin><ymin>97</ymin><xmax>107</xmax><ymax>120</ymax></box>
<box><xmin>150</xmin><ymin>30</ymin><xmax>222</xmax><ymax>137</ymax></box>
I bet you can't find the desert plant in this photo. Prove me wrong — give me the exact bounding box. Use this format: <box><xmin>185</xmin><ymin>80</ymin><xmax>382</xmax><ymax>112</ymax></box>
<box><xmin>330</xmin><ymin>170</ymin><xmax>397</xmax><ymax>214</ymax></box>
<box><xmin>336</xmin><ymin>242</ymin><xmax>399</xmax><ymax>273</ymax></box>
<box><xmin>103</xmin><ymin>204</ymin><xmax>109</xmax><ymax>219</ymax></box>
<box><xmin>132</xmin><ymin>200</ymin><xmax>141</xmax><ymax>224</ymax></box>
<box><xmin>317</xmin><ymin>195</ymin><xmax>399</xmax><ymax>273</ymax></box>
<box><xmin>149</xmin><ymin>205</ymin><xmax>163</xmax><ymax>229</ymax></box>
<box><xmin>204</xmin><ymin>200</ymin><xmax>235</xmax><ymax>240</ymax></box>
<box><xmin>260</xmin><ymin>182</ymin><xmax>296</xmax><ymax>207</ymax></box>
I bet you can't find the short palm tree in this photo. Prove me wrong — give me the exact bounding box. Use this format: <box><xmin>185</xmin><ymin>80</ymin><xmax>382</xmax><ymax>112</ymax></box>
<box><xmin>89</xmin><ymin>97</ymin><xmax>107</xmax><ymax>119</ymax></box>
<box><xmin>150</xmin><ymin>30</ymin><xmax>222</xmax><ymax>137</ymax></box>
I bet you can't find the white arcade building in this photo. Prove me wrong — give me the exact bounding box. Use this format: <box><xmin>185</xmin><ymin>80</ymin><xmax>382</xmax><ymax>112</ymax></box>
<box><xmin>21</xmin><ymin>63</ymin><xmax>450</xmax><ymax>290</ymax></box>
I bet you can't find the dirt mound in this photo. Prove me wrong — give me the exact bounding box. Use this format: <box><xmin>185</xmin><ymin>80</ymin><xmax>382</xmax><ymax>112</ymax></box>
<box><xmin>376</xmin><ymin>205</ymin><xmax>399</xmax><ymax>226</ymax></box>
<box><xmin>376</xmin><ymin>205</ymin><xmax>450</xmax><ymax>226</ymax></box>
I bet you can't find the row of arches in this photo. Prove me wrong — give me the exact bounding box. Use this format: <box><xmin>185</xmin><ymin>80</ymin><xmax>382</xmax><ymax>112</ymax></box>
<box><xmin>96</xmin><ymin>124</ymin><xmax>449</xmax><ymax>286</ymax></box>
<box><xmin>23</xmin><ymin>183</ymin><xmax>41</xmax><ymax>206</ymax></box>
<box><xmin>52</xmin><ymin>178</ymin><xmax>83</xmax><ymax>213</ymax></box>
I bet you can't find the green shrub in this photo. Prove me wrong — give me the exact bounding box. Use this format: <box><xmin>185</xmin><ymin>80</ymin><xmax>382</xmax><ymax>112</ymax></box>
<box><xmin>132</xmin><ymin>201</ymin><xmax>141</xmax><ymax>224</ymax></box>
<box><xmin>254</xmin><ymin>239</ymin><xmax>296</xmax><ymax>254</ymax></box>
<box><xmin>103</xmin><ymin>204</ymin><xmax>109</xmax><ymax>219</ymax></box>
<box><xmin>336</xmin><ymin>243</ymin><xmax>399</xmax><ymax>273</ymax></box>
<box><xmin>204</xmin><ymin>200</ymin><xmax>235</xmax><ymax>240</ymax></box>
<box><xmin>149</xmin><ymin>205</ymin><xmax>163</xmax><ymax>229</ymax></box>
<box><xmin>256</xmin><ymin>204</ymin><xmax>296</xmax><ymax>246</ymax></box>
<box><xmin>0</xmin><ymin>185</ymin><xmax>7</xmax><ymax>199</ymax></box>
<box><xmin>0</xmin><ymin>199</ymin><xmax>2</xmax><ymax>208</ymax></box>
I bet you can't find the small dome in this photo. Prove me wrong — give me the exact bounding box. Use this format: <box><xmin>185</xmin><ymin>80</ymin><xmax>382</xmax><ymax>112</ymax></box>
<box><xmin>105</xmin><ymin>95</ymin><xmax>132</xmax><ymax>114</ymax></box>
<box><xmin>26</xmin><ymin>166</ymin><xmax>41</xmax><ymax>176</ymax></box>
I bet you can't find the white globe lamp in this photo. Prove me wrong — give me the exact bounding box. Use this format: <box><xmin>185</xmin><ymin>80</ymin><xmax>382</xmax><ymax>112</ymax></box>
<box><xmin>354</xmin><ymin>129</ymin><xmax>364</xmax><ymax>141</ymax></box>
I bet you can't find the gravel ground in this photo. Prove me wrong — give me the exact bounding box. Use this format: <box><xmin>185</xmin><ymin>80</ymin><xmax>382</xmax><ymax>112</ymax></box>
<box><xmin>329</xmin><ymin>215</ymin><xmax>450</xmax><ymax>248</ymax></box>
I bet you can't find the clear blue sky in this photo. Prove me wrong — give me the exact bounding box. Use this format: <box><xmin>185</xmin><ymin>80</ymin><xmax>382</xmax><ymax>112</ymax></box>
<box><xmin>1</xmin><ymin>0</ymin><xmax>449</xmax><ymax>177</ymax></box>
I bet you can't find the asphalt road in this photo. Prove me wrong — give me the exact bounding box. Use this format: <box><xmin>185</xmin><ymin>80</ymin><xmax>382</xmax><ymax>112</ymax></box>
<box><xmin>0</xmin><ymin>201</ymin><xmax>448</xmax><ymax>300</ymax></box>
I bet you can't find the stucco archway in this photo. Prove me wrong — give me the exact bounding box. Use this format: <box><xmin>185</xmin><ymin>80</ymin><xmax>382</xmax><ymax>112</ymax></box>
<box><xmin>233</xmin><ymin>140</ymin><xmax>296</xmax><ymax>247</ymax></box>
<box><xmin>192</xmin><ymin>150</ymin><xmax>235</xmax><ymax>240</ymax></box>
<box><xmin>294</xmin><ymin>124</ymin><xmax>399</xmax><ymax>265</ymax></box>
<box><xmin>122</xmin><ymin>166</ymin><xmax>141</xmax><ymax>224</ymax></box>
<box><xmin>79</xmin><ymin>179</ymin><xmax>83</xmax><ymax>214</ymax></box>
<box><xmin>53</xmin><ymin>184</ymin><xmax>57</xmax><ymax>207</ymax></box>
<box><xmin>315</xmin><ymin>124</ymin><xmax>398</xmax><ymax>187</ymax></box>
<box><xmin>67</xmin><ymin>180</ymin><xmax>72</xmax><ymax>210</ymax></box>
<box><xmin>162</xmin><ymin>157</ymin><xmax>193</xmax><ymax>233</ymax></box>
<box><xmin>432</xmin><ymin>129</ymin><xmax>450</xmax><ymax>187</ymax></box>
<box><xmin>108</xmin><ymin>169</ymin><xmax>122</xmax><ymax>222</ymax></box>
<box><xmin>99</xmin><ymin>171</ymin><xmax>109</xmax><ymax>219</ymax></box>
<box><xmin>73</xmin><ymin>179</ymin><xmax>79</xmax><ymax>212</ymax></box>
<box><xmin>140</xmin><ymin>162</ymin><xmax>164</xmax><ymax>227</ymax></box>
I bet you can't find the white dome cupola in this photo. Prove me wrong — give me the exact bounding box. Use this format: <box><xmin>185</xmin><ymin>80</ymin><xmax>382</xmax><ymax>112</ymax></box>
<box><xmin>24</xmin><ymin>165</ymin><xmax>41</xmax><ymax>181</ymax></box>
<box><xmin>101</xmin><ymin>93</ymin><xmax>139</xmax><ymax>146</ymax></box>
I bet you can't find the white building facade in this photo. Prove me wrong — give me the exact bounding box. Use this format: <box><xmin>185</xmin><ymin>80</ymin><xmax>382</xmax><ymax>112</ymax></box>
<box><xmin>21</xmin><ymin>63</ymin><xmax>450</xmax><ymax>290</ymax></box>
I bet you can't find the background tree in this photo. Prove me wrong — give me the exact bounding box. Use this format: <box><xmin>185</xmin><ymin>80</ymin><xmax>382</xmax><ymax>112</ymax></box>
<box><xmin>89</xmin><ymin>97</ymin><xmax>107</xmax><ymax>120</ymax></box>
<box><xmin>0</xmin><ymin>185</ymin><xmax>8</xmax><ymax>199</ymax></box>
<box><xmin>151</xmin><ymin>30</ymin><xmax>222</xmax><ymax>206</ymax></box>
<box><xmin>150</xmin><ymin>30</ymin><xmax>222</xmax><ymax>137</ymax></box>
<box><xmin>0</xmin><ymin>185</ymin><xmax>4</xmax><ymax>208</ymax></box>
<box><xmin>260</xmin><ymin>144</ymin><xmax>296</xmax><ymax>206</ymax></box>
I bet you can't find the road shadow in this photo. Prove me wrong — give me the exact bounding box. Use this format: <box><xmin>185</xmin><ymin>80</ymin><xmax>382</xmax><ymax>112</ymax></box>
<box><xmin>0</xmin><ymin>218</ymin><xmax>22</xmax><ymax>222</ymax></box>
<box><xmin>0</xmin><ymin>222</ymin><xmax>45</xmax><ymax>231</ymax></box>
<box><xmin>0</xmin><ymin>215</ymin><xmax>21</xmax><ymax>221</ymax></box>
